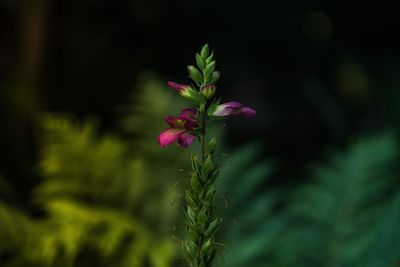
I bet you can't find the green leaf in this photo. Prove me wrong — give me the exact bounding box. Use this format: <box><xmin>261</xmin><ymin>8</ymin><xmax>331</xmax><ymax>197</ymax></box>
<box><xmin>207</xmin><ymin>98</ymin><xmax>220</xmax><ymax>117</ymax></box>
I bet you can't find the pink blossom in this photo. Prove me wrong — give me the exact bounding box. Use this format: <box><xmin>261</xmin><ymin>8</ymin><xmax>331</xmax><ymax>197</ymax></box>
<box><xmin>212</xmin><ymin>101</ymin><xmax>256</xmax><ymax>117</ymax></box>
<box><xmin>158</xmin><ymin>108</ymin><xmax>198</xmax><ymax>148</ymax></box>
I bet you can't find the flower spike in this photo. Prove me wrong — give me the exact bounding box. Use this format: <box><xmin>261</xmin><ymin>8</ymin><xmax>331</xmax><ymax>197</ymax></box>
<box><xmin>159</xmin><ymin>44</ymin><xmax>256</xmax><ymax>267</ymax></box>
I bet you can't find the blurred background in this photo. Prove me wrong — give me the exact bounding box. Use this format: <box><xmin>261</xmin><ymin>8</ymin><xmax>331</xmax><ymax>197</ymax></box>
<box><xmin>1</xmin><ymin>0</ymin><xmax>400</xmax><ymax>266</ymax></box>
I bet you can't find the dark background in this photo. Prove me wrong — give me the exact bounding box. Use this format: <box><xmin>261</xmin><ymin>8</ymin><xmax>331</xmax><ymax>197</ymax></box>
<box><xmin>2</xmin><ymin>1</ymin><xmax>400</xmax><ymax>267</ymax></box>
<box><xmin>1</xmin><ymin>0</ymin><xmax>400</xmax><ymax>196</ymax></box>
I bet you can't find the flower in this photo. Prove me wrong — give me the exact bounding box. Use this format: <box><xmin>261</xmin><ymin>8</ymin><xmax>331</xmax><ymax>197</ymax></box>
<box><xmin>211</xmin><ymin>101</ymin><xmax>256</xmax><ymax>117</ymax></box>
<box><xmin>158</xmin><ymin>108</ymin><xmax>199</xmax><ymax>148</ymax></box>
<box><xmin>166</xmin><ymin>81</ymin><xmax>200</xmax><ymax>103</ymax></box>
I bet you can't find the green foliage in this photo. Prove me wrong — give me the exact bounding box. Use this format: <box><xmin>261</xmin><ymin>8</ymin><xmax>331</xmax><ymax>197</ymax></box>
<box><xmin>0</xmin><ymin>74</ymin><xmax>190</xmax><ymax>267</ymax></box>
<box><xmin>216</xmin><ymin>143</ymin><xmax>280</xmax><ymax>267</ymax></box>
<box><xmin>1</xmin><ymin>73</ymin><xmax>400</xmax><ymax>267</ymax></box>
<box><xmin>218</xmin><ymin>134</ymin><xmax>400</xmax><ymax>267</ymax></box>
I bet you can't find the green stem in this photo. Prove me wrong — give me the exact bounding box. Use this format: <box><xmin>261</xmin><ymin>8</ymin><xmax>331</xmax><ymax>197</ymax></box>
<box><xmin>200</xmin><ymin>103</ymin><xmax>206</xmax><ymax>162</ymax></box>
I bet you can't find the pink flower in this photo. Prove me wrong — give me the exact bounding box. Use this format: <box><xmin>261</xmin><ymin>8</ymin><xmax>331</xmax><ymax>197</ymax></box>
<box><xmin>211</xmin><ymin>101</ymin><xmax>256</xmax><ymax>117</ymax></box>
<box><xmin>158</xmin><ymin>108</ymin><xmax>199</xmax><ymax>148</ymax></box>
<box><xmin>166</xmin><ymin>81</ymin><xmax>200</xmax><ymax>103</ymax></box>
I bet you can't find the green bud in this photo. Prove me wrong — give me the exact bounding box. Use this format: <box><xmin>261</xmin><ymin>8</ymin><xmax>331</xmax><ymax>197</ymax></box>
<box><xmin>186</xmin><ymin>206</ymin><xmax>196</xmax><ymax>225</ymax></box>
<box><xmin>205</xmin><ymin>137</ymin><xmax>217</xmax><ymax>155</ymax></box>
<box><xmin>203</xmin><ymin>155</ymin><xmax>214</xmax><ymax>175</ymax></box>
<box><xmin>181</xmin><ymin>86</ymin><xmax>202</xmax><ymax>104</ymax></box>
<box><xmin>187</xmin><ymin>65</ymin><xmax>203</xmax><ymax>84</ymax></box>
<box><xmin>197</xmin><ymin>209</ymin><xmax>207</xmax><ymax>227</ymax></box>
<box><xmin>205</xmin><ymin>218</ymin><xmax>221</xmax><ymax>236</ymax></box>
<box><xmin>185</xmin><ymin>240</ymin><xmax>197</xmax><ymax>258</ymax></box>
<box><xmin>188</xmin><ymin>228</ymin><xmax>199</xmax><ymax>242</ymax></box>
<box><xmin>185</xmin><ymin>191</ymin><xmax>198</xmax><ymax>210</ymax></box>
<box><xmin>191</xmin><ymin>175</ymin><xmax>202</xmax><ymax>193</ymax></box>
<box><xmin>200</xmin><ymin>239</ymin><xmax>213</xmax><ymax>256</ymax></box>
<box><xmin>209</xmin><ymin>71</ymin><xmax>220</xmax><ymax>83</ymax></box>
<box><xmin>204</xmin><ymin>186</ymin><xmax>215</xmax><ymax>203</ymax></box>
<box><xmin>200</xmin><ymin>84</ymin><xmax>216</xmax><ymax>99</ymax></box>
<box><xmin>206</xmin><ymin>52</ymin><xmax>214</xmax><ymax>64</ymax></box>
<box><xmin>196</xmin><ymin>53</ymin><xmax>205</xmax><ymax>70</ymax></box>
<box><xmin>191</xmin><ymin>155</ymin><xmax>200</xmax><ymax>174</ymax></box>
<box><xmin>208</xmin><ymin>168</ymin><xmax>220</xmax><ymax>184</ymax></box>
<box><xmin>200</xmin><ymin>44</ymin><xmax>209</xmax><ymax>60</ymax></box>
<box><xmin>204</xmin><ymin>61</ymin><xmax>216</xmax><ymax>83</ymax></box>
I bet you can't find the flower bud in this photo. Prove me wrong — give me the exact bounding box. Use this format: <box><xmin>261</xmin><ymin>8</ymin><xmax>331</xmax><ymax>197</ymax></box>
<box><xmin>200</xmin><ymin>44</ymin><xmax>209</xmax><ymax>60</ymax></box>
<box><xmin>211</xmin><ymin>101</ymin><xmax>257</xmax><ymax>117</ymax></box>
<box><xmin>209</xmin><ymin>71</ymin><xmax>220</xmax><ymax>83</ymax></box>
<box><xmin>187</xmin><ymin>65</ymin><xmax>203</xmax><ymax>84</ymax></box>
<box><xmin>201</xmin><ymin>84</ymin><xmax>216</xmax><ymax>99</ymax></box>
<box><xmin>204</xmin><ymin>61</ymin><xmax>216</xmax><ymax>82</ymax></box>
<box><xmin>205</xmin><ymin>137</ymin><xmax>217</xmax><ymax>155</ymax></box>
<box><xmin>167</xmin><ymin>81</ymin><xmax>201</xmax><ymax>103</ymax></box>
<box><xmin>181</xmin><ymin>86</ymin><xmax>201</xmax><ymax>103</ymax></box>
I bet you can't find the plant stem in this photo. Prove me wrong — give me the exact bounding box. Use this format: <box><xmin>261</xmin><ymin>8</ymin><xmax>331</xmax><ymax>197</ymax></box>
<box><xmin>200</xmin><ymin>103</ymin><xmax>206</xmax><ymax>162</ymax></box>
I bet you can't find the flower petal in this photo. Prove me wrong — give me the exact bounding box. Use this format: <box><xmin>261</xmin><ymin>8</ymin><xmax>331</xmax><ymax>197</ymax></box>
<box><xmin>166</xmin><ymin>81</ymin><xmax>194</xmax><ymax>97</ymax></box>
<box><xmin>238</xmin><ymin>107</ymin><xmax>257</xmax><ymax>117</ymax></box>
<box><xmin>178</xmin><ymin>133</ymin><xmax>196</xmax><ymax>148</ymax></box>
<box><xmin>164</xmin><ymin>115</ymin><xmax>179</xmax><ymax>127</ymax></box>
<box><xmin>180</xmin><ymin>108</ymin><xmax>197</xmax><ymax>119</ymax></box>
<box><xmin>213</xmin><ymin>101</ymin><xmax>243</xmax><ymax>116</ymax></box>
<box><xmin>158</xmin><ymin>128</ymin><xmax>184</xmax><ymax>148</ymax></box>
<box><xmin>184</xmin><ymin>120</ymin><xmax>198</xmax><ymax>130</ymax></box>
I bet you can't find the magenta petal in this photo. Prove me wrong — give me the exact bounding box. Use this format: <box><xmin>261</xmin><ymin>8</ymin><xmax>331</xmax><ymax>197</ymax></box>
<box><xmin>178</xmin><ymin>133</ymin><xmax>196</xmax><ymax>148</ymax></box>
<box><xmin>184</xmin><ymin>120</ymin><xmax>198</xmax><ymax>130</ymax></box>
<box><xmin>180</xmin><ymin>108</ymin><xmax>197</xmax><ymax>119</ymax></box>
<box><xmin>166</xmin><ymin>81</ymin><xmax>180</xmax><ymax>90</ymax></box>
<box><xmin>164</xmin><ymin>115</ymin><xmax>179</xmax><ymax>127</ymax></box>
<box><xmin>158</xmin><ymin>128</ymin><xmax>184</xmax><ymax>148</ymax></box>
<box><xmin>222</xmin><ymin>101</ymin><xmax>243</xmax><ymax>109</ymax></box>
<box><xmin>239</xmin><ymin>107</ymin><xmax>257</xmax><ymax>117</ymax></box>
<box><xmin>213</xmin><ymin>101</ymin><xmax>243</xmax><ymax>116</ymax></box>
<box><xmin>166</xmin><ymin>81</ymin><xmax>188</xmax><ymax>93</ymax></box>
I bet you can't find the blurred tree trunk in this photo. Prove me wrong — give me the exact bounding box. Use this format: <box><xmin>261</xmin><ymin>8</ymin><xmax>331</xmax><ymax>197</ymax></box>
<box><xmin>1</xmin><ymin>0</ymin><xmax>49</xmax><ymax>199</ymax></box>
<box><xmin>19</xmin><ymin>0</ymin><xmax>47</xmax><ymax>124</ymax></box>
